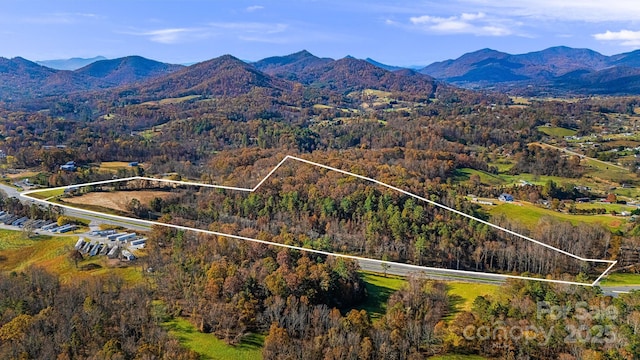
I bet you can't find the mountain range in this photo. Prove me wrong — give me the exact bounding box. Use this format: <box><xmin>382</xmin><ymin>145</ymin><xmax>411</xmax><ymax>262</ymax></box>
<box><xmin>419</xmin><ymin>46</ymin><xmax>640</xmax><ymax>94</ymax></box>
<box><xmin>3</xmin><ymin>46</ymin><xmax>640</xmax><ymax>105</ymax></box>
<box><xmin>0</xmin><ymin>56</ymin><xmax>181</xmax><ymax>101</ymax></box>
<box><xmin>254</xmin><ymin>50</ymin><xmax>436</xmax><ymax>94</ymax></box>
<box><xmin>0</xmin><ymin>51</ymin><xmax>440</xmax><ymax>106</ymax></box>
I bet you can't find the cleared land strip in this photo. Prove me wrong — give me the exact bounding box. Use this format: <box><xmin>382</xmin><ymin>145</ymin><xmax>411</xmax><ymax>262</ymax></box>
<box><xmin>21</xmin><ymin>155</ymin><xmax>617</xmax><ymax>286</ymax></box>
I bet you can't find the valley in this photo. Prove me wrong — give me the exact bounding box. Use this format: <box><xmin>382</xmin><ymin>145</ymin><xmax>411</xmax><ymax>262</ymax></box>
<box><xmin>1</xmin><ymin>48</ymin><xmax>640</xmax><ymax>359</ymax></box>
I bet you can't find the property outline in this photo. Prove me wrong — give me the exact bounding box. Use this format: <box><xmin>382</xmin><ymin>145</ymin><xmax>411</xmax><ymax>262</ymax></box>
<box><xmin>21</xmin><ymin>155</ymin><xmax>617</xmax><ymax>286</ymax></box>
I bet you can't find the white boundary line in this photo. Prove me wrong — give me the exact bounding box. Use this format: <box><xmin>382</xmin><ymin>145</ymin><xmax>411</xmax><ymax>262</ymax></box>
<box><xmin>21</xmin><ymin>155</ymin><xmax>617</xmax><ymax>286</ymax></box>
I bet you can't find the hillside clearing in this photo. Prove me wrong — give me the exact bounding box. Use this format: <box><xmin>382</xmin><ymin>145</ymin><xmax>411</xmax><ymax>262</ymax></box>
<box><xmin>537</xmin><ymin>126</ymin><xmax>577</xmax><ymax>137</ymax></box>
<box><xmin>357</xmin><ymin>272</ymin><xmax>406</xmax><ymax>320</ymax></box>
<box><xmin>488</xmin><ymin>202</ymin><xmax>626</xmax><ymax>231</ymax></box>
<box><xmin>163</xmin><ymin>317</ymin><xmax>263</xmax><ymax>360</ymax></box>
<box><xmin>64</xmin><ymin>190</ymin><xmax>175</xmax><ymax>213</ymax></box>
<box><xmin>447</xmin><ymin>282</ymin><xmax>499</xmax><ymax>313</ymax></box>
<box><xmin>141</xmin><ymin>95</ymin><xmax>201</xmax><ymax>105</ymax></box>
<box><xmin>98</xmin><ymin>161</ymin><xmax>139</xmax><ymax>171</ymax></box>
<box><xmin>599</xmin><ymin>273</ymin><xmax>640</xmax><ymax>286</ymax></box>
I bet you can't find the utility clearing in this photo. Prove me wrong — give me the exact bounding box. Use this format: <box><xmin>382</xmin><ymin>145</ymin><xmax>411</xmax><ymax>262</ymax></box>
<box><xmin>64</xmin><ymin>190</ymin><xmax>174</xmax><ymax>213</ymax></box>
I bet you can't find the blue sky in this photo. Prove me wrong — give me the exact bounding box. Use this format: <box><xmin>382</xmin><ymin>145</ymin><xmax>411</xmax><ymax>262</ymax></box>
<box><xmin>2</xmin><ymin>0</ymin><xmax>640</xmax><ymax>66</ymax></box>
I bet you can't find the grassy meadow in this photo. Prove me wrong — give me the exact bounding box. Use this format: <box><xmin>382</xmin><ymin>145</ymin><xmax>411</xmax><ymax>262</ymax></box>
<box><xmin>357</xmin><ymin>272</ymin><xmax>406</xmax><ymax>320</ymax></box>
<box><xmin>488</xmin><ymin>202</ymin><xmax>625</xmax><ymax>231</ymax></box>
<box><xmin>599</xmin><ymin>273</ymin><xmax>640</xmax><ymax>286</ymax></box>
<box><xmin>447</xmin><ymin>282</ymin><xmax>499</xmax><ymax>313</ymax></box>
<box><xmin>537</xmin><ymin>126</ymin><xmax>577</xmax><ymax>137</ymax></box>
<box><xmin>163</xmin><ymin>317</ymin><xmax>263</xmax><ymax>360</ymax></box>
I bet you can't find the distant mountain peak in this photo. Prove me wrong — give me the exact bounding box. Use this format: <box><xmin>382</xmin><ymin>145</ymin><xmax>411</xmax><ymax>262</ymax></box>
<box><xmin>217</xmin><ymin>54</ymin><xmax>242</xmax><ymax>61</ymax></box>
<box><xmin>253</xmin><ymin>50</ymin><xmax>333</xmax><ymax>80</ymax></box>
<box><xmin>475</xmin><ymin>48</ymin><xmax>503</xmax><ymax>54</ymax></box>
<box><xmin>291</xmin><ymin>50</ymin><xmax>315</xmax><ymax>58</ymax></box>
<box><xmin>127</xmin><ymin>53</ymin><xmax>292</xmax><ymax>99</ymax></box>
<box><xmin>364</xmin><ymin>58</ymin><xmax>406</xmax><ymax>72</ymax></box>
<box><xmin>75</xmin><ymin>56</ymin><xmax>182</xmax><ymax>85</ymax></box>
<box><xmin>36</xmin><ymin>56</ymin><xmax>107</xmax><ymax>70</ymax></box>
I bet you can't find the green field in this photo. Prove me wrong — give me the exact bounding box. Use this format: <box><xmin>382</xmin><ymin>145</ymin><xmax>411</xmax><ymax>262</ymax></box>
<box><xmin>487</xmin><ymin>161</ymin><xmax>513</xmax><ymax>173</ymax></box>
<box><xmin>599</xmin><ymin>273</ymin><xmax>640</xmax><ymax>286</ymax></box>
<box><xmin>454</xmin><ymin>168</ymin><xmax>505</xmax><ymax>186</ymax></box>
<box><xmin>163</xmin><ymin>317</ymin><xmax>263</xmax><ymax>360</ymax></box>
<box><xmin>357</xmin><ymin>272</ymin><xmax>406</xmax><ymax>320</ymax></box>
<box><xmin>613</xmin><ymin>187</ymin><xmax>640</xmax><ymax>199</ymax></box>
<box><xmin>574</xmin><ymin>202</ymin><xmax>635</xmax><ymax>213</ymax></box>
<box><xmin>581</xmin><ymin>157</ymin><xmax>634</xmax><ymax>184</ymax></box>
<box><xmin>488</xmin><ymin>202</ymin><xmax>625</xmax><ymax>231</ymax></box>
<box><xmin>447</xmin><ymin>282</ymin><xmax>499</xmax><ymax>312</ymax></box>
<box><xmin>455</xmin><ymin>168</ymin><xmax>572</xmax><ymax>187</ymax></box>
<box><xmin>27</xmin><ymin>188</ymin><xmax>64</xmax><ymax>199</ymax></box>
<box><xmin>537</xmin><ymin>126</ymin><xmax>577</xmax><ymax>137</ymax></box>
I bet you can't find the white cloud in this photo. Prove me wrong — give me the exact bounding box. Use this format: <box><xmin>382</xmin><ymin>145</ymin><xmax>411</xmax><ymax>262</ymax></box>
<box><xmin>143</xmin><ymin>28</ymin><xmax>192</xmax><ymax>44</ymax></box>
<box><xmin>460</xmin><ymin>12</ymin><xmax>485</xmax><ymax>21</ymax></box>
<box><xmin>408</xmin><ymin>12</ymin><xmax>512</xmax><ymax>36</ymax></box>
<box><xmin>246</xmin><ymin>5</ymin><xmax>264</xmax><ymax>12</ymax></box>
<box><xmin>459</xmin><ymin>0</ymin><xmax>640</xmax><ymax>22</ymax></box>
<box><xmin>123</xmin><ymin>27</ymin><xmax>212</xmax><ymax>44</ymax></box>
<box><xmin>432</xmin><ymin>20</ymin><xmax>471</xmax><ymax>32</ymax></box>
<box><xmin>481</xmin><ymin>25</ymin><xmax>511</xmax><ymax>36</ymax></box>
<box><xmin>593</xmin><ymin>30</ymin><xmax>640</xmax><ymax>46</ymax></box>
<box><xmin>126</xmin><ymin>22</ymin><xmax>289</xmax><ymax>45</ymax></box>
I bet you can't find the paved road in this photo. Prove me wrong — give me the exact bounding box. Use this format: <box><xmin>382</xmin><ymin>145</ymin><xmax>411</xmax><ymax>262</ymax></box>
<box><xmin>0</xmin><ymin>182</ymin><xmax>22</xmax><ymax>199</ymax></box>
<box><xmin>3</xmin><ymin>182</ymin><xmax>639</xmax><ymax>294</ymax></box>
<box><xmin>358</xmin><ymin>259</ymin><xmax>505</xmax><ymax>284</ymax></box>
<box><xmin>600</xmin><ymin>285</ymin><xmax>640</xmax><ymax>296</ymax></box>
<box><xmin>62</xmin><ymin>209</ymin><xmax>152</xmax><ymax>232</ymax></box>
